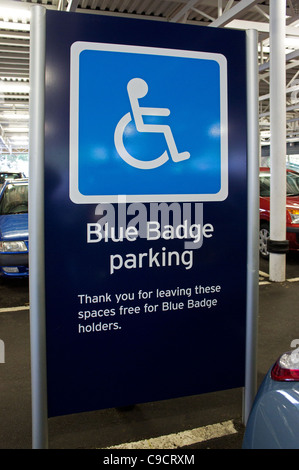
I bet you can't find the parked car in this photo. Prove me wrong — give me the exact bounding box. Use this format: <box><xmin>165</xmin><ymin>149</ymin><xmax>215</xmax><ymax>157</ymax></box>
<box><xmin>0</xmin><ymin>178</ymin><xmax>29</xmax><ymax>278</ymax></box>
<box><xmin>259</xmin><ymin>167</ymin><xmax>299</xmax><ymax>258</ymax></box>
<box><xmin>243</xmin><ymin>346</ymin><xmax>299</xmax><ymax>449</ymax></box>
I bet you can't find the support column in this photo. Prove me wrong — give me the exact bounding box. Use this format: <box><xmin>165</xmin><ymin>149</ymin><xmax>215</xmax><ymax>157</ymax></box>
<box><xmin>218</xmin><ymin>0</ymin><xmax>222</xmax><ymax>17</ymax></box>
<box><xmin>269</xmin><ymin>0</ymin><xmax>288</xmax><ymax>282</ymax></box>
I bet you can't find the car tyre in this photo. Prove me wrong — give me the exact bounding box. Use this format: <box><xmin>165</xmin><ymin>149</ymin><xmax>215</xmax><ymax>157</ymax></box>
<box><xmin>259</xmin><ymin>222</ymin><xmax>270</xmax><ymax>259</ymax></box>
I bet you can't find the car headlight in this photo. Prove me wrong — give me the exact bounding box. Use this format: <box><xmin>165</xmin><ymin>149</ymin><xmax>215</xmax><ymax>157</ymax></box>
<box><xmin>0</xmin><ymin>241</ymin><xmax>27</xmax><ymax>252</ymax></box>
<box><xmin>288</xmin><ymin>208</ymin><xmax>299</xmax><ymax>224</ymax></box>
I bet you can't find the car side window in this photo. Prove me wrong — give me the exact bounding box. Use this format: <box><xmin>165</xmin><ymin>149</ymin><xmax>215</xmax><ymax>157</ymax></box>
<box><xmin>0</xmin><ymin>184</ymin><xmax>28</xmax><ymax>215</ymax></box>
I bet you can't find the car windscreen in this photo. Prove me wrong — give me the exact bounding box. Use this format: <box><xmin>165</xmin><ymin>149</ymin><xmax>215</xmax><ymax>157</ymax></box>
<box><xmin>0</xmin><ymin>173</ymin><xmax>23</xmax><ymax>184</ymax></box>
<box><xmin>286</xmin><ymin>172</ymin><xmax>299</xmax><ymax>196</ymax></box>
<box><xmin>259</xmin><ymin>171</ymin><xmax>299</xmax><ymax>197</ymax></box>
<box><xmin>0</xmin><ymin>183</ymin><xmax>28</xmax><ymax>215</ymax></box>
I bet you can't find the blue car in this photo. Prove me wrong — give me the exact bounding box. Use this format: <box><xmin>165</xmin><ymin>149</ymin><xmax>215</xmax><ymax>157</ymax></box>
<box><xmin>0</xmin><ymin>179</ymin><xmax>29</xmax><ymax>278</ymax></box>
<box><xmin>243</xmin><ymin>347</ymin><xmax>299</xmax><ymax>449</ymax></box>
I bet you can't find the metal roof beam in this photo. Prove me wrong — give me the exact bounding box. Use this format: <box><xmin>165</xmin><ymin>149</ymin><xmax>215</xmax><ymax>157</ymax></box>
<box><xmin>0</xmin><ymin>38</ymin><xmax>29</xmax><ymax>47</ymax></box>
<box><xmin>259</xmin><ymin>50</ymin><xmax>299</xmax><ymax>73</ymax></box>
<box><xmin>209</xmin><ymin>0</ymin><xmax>261</xmax><ymax>27</ymax></box>
<box><xmin>66</xmin><ymin>0</ymin><xmax>80</xmax><ymax>12</ymax></box>
<box><xmin>259</xmin><ymin>84</ymin><xmax>299</xmax><ymax>102</ymax></box>
<box><xmin>227</xmin><ymin>19</ymin><xmax>299</xmax><ymax>36</ymax></box>
<box><xmin>170</xmin><ymin>0</ymin><xmax>202</xmax><ymax>23</ymax></box>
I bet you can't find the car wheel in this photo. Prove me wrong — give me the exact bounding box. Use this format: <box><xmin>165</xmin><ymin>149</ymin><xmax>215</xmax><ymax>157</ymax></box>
<box><xmin>259</xmin><ymin>222</ymin><xmax>270</xmax><ymax>259</ymax></box>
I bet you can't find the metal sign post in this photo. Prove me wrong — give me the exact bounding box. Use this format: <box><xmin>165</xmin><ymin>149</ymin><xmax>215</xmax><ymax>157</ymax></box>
<box><xmin>244</xmin><ymin>29</ymin><xmax>259</xmax><ymax>425</ymax></box>
<box><xmin>29</xmin><ymin>5</ymin><xmax>48</xmax><ymax>449</ymax></box>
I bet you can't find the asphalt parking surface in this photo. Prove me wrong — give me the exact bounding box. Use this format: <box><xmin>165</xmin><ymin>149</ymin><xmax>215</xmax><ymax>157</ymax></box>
<box><xmin>0</xmin><ymin>252</ymin><xmax>299</xmax><ymax>450</ymax></box>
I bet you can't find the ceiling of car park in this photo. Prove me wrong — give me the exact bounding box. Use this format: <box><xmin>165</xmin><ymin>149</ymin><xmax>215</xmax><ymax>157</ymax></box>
<box><xmin>0</xmin><ymin>0</ymin><xmax>299</xmax><ymax>156</ymax></box>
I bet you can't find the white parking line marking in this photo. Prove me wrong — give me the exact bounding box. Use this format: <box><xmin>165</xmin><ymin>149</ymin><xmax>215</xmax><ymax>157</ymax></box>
<box><xmin>105</xmin><ymin>420</ymin><xmax>237</xmax><ymax>449</ymax></box>
<box><xmin>259</xmin><ymin>270</ymin><xmax>269</xmax><ymax>278</ymax></box>
<box><xmin>0</xmin><ymin>305</ymin><xmax>29</xmax><ymax>313</ymax></box>
<box><xmin>259</xmin><ymin>272</ymin><xmax>299</xmax><ymax>284</ymax></box>
<box><xmin>259</xmin><ymin>270</ymin><xmax>270</xmax><ymax>285</ymax></box>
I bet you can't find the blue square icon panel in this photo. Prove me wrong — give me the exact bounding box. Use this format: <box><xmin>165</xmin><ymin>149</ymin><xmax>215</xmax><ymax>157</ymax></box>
<box><xmin>69</xmin><ymin>42</ymin><xmax>228</xmax><ymax>203</ymax></box>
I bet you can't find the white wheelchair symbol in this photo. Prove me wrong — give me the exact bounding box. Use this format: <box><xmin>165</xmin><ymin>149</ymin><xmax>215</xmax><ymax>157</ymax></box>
<box><xmin>114</xmin><ymin>78</ymin><xmax>190</xmax><ymax>170</ymax></box>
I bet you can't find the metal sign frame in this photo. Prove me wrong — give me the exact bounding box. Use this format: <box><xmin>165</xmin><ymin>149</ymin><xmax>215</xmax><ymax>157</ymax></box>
<box><xmin>29</xmin><ymin>5</ymin><xmax>259</xmax><ymax>449</ymax></box>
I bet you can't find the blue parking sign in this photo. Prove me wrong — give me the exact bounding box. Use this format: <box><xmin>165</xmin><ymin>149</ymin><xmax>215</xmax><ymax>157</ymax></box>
<box><xmin>43</xmin><ymin>10</ymin><xmax>248</xmax><ymax>419</ymax></box>
<box><xmin>69</xmin><ymin>42</ymin><xmax>228</xmax><ymax>203</ymax></box>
